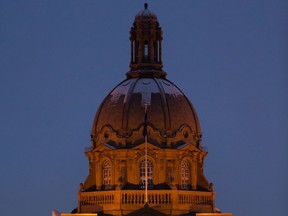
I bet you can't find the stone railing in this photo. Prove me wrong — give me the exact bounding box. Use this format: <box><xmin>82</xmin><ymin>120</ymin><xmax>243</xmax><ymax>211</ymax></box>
<box><xmin>121</xmin><ymin>190</ymin><xmax>171</xmax><ymax>205</ymax></box>
<box><xmin>78</xmin><ymin>190</ymin><xmax>214</xmax><ymax>214</ymax></box>
<box><xmin>178</xmin><ymin>190</ymin><xmax>213</xmax><ymax>205</ymax></box>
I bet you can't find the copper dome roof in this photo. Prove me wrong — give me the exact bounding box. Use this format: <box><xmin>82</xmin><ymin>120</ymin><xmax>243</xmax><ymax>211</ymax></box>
<box><xmin>91</xmin><ymin>77</ymin><xmax>201</xmax><ymax>145</ymax></box>
<box><xmin>90</xmin><ymin>4</ymin><xmax>202</xmax><ymax>149</ymax></box>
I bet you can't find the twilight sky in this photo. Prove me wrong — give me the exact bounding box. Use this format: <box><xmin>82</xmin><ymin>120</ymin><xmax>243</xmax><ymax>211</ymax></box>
<box><xmin>0</xmin><ymin>1</ymin><xmax>287</xmax><ymax>216</ymax></box>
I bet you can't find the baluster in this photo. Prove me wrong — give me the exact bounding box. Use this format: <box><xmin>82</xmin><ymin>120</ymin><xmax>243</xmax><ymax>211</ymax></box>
<box><xmin>137</xmin><ymin>193</ymin><xmax>140</xmax><ymax>204</ymax></box>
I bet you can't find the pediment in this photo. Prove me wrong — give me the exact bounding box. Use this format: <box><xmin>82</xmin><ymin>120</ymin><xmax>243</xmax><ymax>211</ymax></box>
<box><xmin>93</xmin><ymin>142</ymin><xmax>115</xmax><ymax>152</ymax></box>
<box><xmin>177</xmin><ymin>142</ymin><xmax>200</xmax><ymax>152</ymax></box>
<box><xmin>131</xmin><ymin>142</ymin><xmax>161</xmax><ymax>151</ymax></box>
<box><xmin>126</xmin><ymin>204</ymin><xmax>167</xmax><ymax>216</ymax></box>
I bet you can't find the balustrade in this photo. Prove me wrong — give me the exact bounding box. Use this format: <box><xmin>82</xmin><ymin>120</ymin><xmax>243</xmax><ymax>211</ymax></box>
<box><xmin>178</xmin><ymin>191</ymin><xmax>213</xmax><ymax>206</ymax></box>
<box><xmin>79</xmin><ymin>190</ymin><xmax>214</xmax><ymax>212</ymax></box>
<box><xmin>80</xmin><ymin>191</ymin><xmax>115</xmax><ymax>206</ymax></box>
<box><xmin>121</xmin><ymin>191</ymin><xmax>171</xmax><ymax>205</ymax></box>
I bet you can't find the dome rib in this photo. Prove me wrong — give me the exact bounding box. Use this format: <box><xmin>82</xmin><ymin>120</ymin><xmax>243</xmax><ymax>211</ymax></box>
<box><xmin>153</xmin><ymin>78</ymin><xmax>171</xmax><ymax>132</ymax></box>
<box><xmin>122</xmin><ymin>78</ymin><xmax>139</xmax><ymax>132</ymax></box>
<box><xmin>169</xmin><ymin>82</ymin><xmax>201</xmax><ymax>135</ymax></box>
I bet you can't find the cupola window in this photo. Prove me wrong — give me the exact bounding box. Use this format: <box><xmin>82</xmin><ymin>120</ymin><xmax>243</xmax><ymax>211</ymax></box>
<box><xmin>144</xmin><ymin>42</ymin><xmax>149</xmax><ymax>59</ymax></box>
<box><xmin>139</xmin><ymin>158</ymin><xmax>154</xmax><ymax>189</ymax></box>
<box><xmin>102</xmin><ymin>160</ymin><xmax>112</xmax><ymax>190</ymax></box>
<box><xmin>180</xmin><ymin>159</ymin><xmax>190</xmax><ymax>190</ymax></box>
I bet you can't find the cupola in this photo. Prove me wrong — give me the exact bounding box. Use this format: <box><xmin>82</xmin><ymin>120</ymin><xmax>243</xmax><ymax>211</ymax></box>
<box><xmin>127</xmin><ymin>3</ymin><xmax>166</xmax><ymax>78</ymax></box>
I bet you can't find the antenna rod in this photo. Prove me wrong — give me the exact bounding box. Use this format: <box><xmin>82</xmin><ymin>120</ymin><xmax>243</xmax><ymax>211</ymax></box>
<box><xmin>144</xmin><ymin>103</ymin><xmax>148</xmax><ymax>204</ymax></box>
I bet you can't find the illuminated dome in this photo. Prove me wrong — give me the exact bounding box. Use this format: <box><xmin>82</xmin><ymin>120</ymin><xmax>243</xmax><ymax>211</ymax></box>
<box><xmin>90</xmin><ymin>4</ymin><xmax>202</xmax><ymax>149</ymax></box>
<box><xmin>77</xmin><ymin>5</ymin><xmax>218</xmax><ymax>215</ymax></box>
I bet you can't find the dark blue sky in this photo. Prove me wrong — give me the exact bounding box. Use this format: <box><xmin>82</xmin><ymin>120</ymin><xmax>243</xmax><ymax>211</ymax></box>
<box><xmin>0</xmin><ymin>1</ymin><xmax>287</xmax><ymax>216</ymax></box>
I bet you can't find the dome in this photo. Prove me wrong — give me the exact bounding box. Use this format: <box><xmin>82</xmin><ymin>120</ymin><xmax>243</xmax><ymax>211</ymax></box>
<box><xmin>90</xmin><ymin>4</ymin><xmax>202</xmax><ymax>149</ymax></box>
<box><xmin>91</xmin><ymin>77</ymin><xmax>201</xmax><ymax>148</ymax></box>
<box><xmin>135</xmin><ymin>3</ymin><xmax>157</xmax><ymax>21</ymax></box>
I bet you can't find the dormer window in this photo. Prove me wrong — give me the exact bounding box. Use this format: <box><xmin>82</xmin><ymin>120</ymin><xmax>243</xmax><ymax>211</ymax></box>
<box><xmin>102</xmin><ymin>160</ymin><xmax>112</xmax><ymax>190</ymax></box>
<box><xmin>181</xmin><ymin>159</ymin><xmax>190</xmax><ymax>190</ymax></box>
<box><xmin>139</xmin><ymin>158</ymin><xmax>154</xmax><ymax>189</ymax></box>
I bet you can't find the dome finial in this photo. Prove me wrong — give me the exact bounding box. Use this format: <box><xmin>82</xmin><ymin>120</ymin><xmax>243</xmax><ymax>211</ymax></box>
<box><xmin>144</xmin><ymin>2</ymin><xmax>148</xmax><ymax>9</ymax></box>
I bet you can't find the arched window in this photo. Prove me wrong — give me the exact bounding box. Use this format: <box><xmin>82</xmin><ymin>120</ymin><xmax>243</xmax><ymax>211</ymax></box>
<box><xmin>102</xmin><ymin>160</ymin><xmax>112</xmax><ymax>190</ymax></box>
<box><xmin>181</xmin><ymin>159</ymin><xmax>190</xmax><ymax>190</ymax></box>
<box><xmin>144</xmin><ymin>42</ymin><xmax>149</xmax><ymax>58</ymax></box>
<box><xmin>139</xmin><ymin>158</ymin><xmax>154</xmax><ymax>189</ymax></box>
